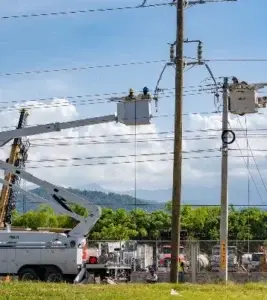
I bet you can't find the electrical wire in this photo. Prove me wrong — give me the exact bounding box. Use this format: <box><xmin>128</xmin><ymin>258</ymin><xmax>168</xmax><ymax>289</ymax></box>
<box><xmin>0</xmin><ymin>2</ymin><xmax>173</xmax><ymax>21</ymax></box>
<box><xmin>0</xmin><ymin>88</ymin><xmax>218</xmax><ymax>112</ymax></box>
<box><xmin>0</xmin><ymin>84</ymin><xmax>218</xmax><ymax>106</ymax></box>
<box><xmin>25</xmin><ymin>155</ymin><xmax>219</xmax><ymax>169</ymax></box>
<box><xmin>228</xmin><ymin>122</ymin><xmax>264</xmax><ymax>204</ymax></box>
<box><xmin>24</xmin><ymin>154</ymin><xmax>262</xmax><ymax>169</ymax></box>
<box><xmin>26</xmin><ymin>132</ymin><xmax>267</xmax><ymax>148</ymax></box>
<box><xmin>26</xmin><ymin>149</ymin><xmax>220</xmax><ymax>163</ymax></box>
<box><xmin>2</xmin><ymin>57</ymin><xmax>267</xmax><ymax>79</ymax></box>
<box><xmin>25</xmin><ymin>127</ymin><xmax>267</xmax><ymax>143</ymax></box>
<box><xmin>0</xmin><ymin>59</ymin><xmax>167</xmax><ymax>77</ymax></box>
<box><xmin>236</xmin><ymin>116</ymin><xmax>267</xmax><ymax>193</ymax></box>
<box><xmin>205</xmin><ymin>58</ymin><xmax>267</xmax><ymax>62</ymax></box>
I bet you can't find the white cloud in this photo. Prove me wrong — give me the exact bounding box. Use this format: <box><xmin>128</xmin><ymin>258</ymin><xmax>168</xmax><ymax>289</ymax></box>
<box><xmin>0</xmin><ymin>100</ymin><xmax>267</xmax><ymax>193</ymax></box>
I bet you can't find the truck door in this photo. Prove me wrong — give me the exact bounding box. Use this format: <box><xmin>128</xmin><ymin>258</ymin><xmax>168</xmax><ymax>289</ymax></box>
<box><xmin>0</xmin><ymin>248</ymin><xmax>8</xmax><ymax>274</ymax></box>
<box><xmin>7</xmin><ymin>249</ymin><xmax>16</xmax><ymax>274</ymax></box>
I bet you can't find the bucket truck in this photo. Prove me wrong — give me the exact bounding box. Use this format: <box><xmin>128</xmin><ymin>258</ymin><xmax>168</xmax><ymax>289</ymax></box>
<box><xmin>0</xmin><ymin>91</ymin><xmax>152</xmax><ymax>283</ymax></box>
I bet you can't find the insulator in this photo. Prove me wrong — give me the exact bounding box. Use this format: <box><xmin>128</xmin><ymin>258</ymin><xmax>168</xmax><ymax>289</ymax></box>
<box><xmin>197</xmin><ymin>42</ymin><xmax>203</xmax><ymax>63</ymax></box>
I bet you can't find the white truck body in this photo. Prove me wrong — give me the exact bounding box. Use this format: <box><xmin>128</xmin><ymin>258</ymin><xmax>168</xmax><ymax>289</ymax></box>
<box><xmin>0</xmin><ymin>233</ymin><xmax>84</xmax><ymax>275</ymax></box>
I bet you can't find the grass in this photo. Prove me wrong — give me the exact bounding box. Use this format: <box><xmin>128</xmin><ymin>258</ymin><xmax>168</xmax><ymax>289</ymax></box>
<box><xmin>1</xmin><ymin>282</ymin><xmax>267</xmax><ymax>300</ymax></box>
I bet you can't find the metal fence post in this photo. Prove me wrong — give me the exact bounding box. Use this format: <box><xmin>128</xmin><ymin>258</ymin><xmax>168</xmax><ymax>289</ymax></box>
<box><xmin>191</xmin><ymin>240</ymin><xmax>199</xmax><ymax>283</ymax></box>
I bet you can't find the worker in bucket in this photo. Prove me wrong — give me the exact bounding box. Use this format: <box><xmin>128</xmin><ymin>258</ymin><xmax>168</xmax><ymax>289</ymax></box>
<box><xmin>126</xmin><ymin>88</ymin><xmax>135</xmax><ymax>100</ymax></box>
<box><xmin>141</xmin><ymin>86</ymin><xmax>151</xmax><ymax>99</ymax></box>
<box><xmin>146</xmin><ymin>267</ymin><xmax>158</xmax><ymax>284</ymax></box>
<box><xmin>178</xmin><ymin>257</ymin><xmax>185</xmax><ymax>283</ymax></box>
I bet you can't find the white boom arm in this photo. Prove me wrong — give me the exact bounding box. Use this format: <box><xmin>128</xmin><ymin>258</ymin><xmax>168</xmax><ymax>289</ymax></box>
<box><xmin>0</xmin><ymin>114</ymin><xmax>116</xmax><ymax>147</ymax></box>
<box><xmin>0</xmin><ymin>177</ymin><xmax>85</xmax><ymax>223</ymax></box>
<box><xmin>0</xmin><ymin>159</ymin><xmax>101</xmax><ymax>236</ymax></box>
<box><xmin>0</xmin><ymin>99</ymin><xmax>152</xmax><ymax>235</ymax></box>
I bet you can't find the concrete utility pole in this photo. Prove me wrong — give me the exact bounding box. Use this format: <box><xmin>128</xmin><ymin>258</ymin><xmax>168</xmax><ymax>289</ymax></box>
<box><xmin>220</xmin><ymin>77</ymin><xmax>229</xmax><ymax>282</ymax></box>
<box><xmin>170</xmin><ymin>0</ymin><xmax>184</xmax><ymax>283</ymax></box>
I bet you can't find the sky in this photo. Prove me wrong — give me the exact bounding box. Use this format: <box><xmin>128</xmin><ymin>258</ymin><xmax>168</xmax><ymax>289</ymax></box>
<box><xmin>0</xmin><ymin>0</ymin><xmax>267</xmax><ymax>206</ymax></box>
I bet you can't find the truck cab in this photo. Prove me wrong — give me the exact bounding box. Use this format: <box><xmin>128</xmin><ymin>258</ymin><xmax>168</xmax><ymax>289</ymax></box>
<box><xmin>158</xmin><ymin>244</ymin><xmax>186</xmax><ymax>268</ymax></box>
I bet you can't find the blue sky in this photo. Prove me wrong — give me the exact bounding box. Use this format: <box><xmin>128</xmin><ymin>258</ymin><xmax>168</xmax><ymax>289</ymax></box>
<box><xmin>0</xmin><ymin>0</ymin><xmax>266</xmax><ymax>130</ymax></box>
<box><xmin>0</xmin><ymin>0</ymin><xmax>267</xmax><ymax>205</ymax></box>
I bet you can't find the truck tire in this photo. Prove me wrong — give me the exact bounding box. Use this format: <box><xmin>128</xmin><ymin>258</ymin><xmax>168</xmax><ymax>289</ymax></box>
<box><xmin>18</xmin><ymin>268</ymin><xmax>39</xmax><ymax>281</ymax></box>
<box><xmin>44</xmin><ymin>267</ymin><xmax>64</xmax><ymax>283</ymax></box>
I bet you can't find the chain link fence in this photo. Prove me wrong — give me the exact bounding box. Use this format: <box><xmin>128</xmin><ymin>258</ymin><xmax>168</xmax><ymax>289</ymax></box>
<box><xmin>87</xmin><ymin>239</ymin><xmax>267</xmax><ymax>283</ymax></box>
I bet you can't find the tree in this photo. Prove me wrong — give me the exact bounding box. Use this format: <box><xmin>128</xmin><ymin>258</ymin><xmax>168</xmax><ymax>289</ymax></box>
<box><xmin>10</xmin><ymin>203</ymin><xmax>267</xmax><ymax>244</ymax></box>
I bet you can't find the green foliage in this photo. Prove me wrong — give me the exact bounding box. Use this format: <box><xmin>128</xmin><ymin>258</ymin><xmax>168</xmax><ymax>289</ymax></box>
<box><xmin>12</xmin><ymin>201</ymin><xmax>267</xmax><ymax>241</ymax></box>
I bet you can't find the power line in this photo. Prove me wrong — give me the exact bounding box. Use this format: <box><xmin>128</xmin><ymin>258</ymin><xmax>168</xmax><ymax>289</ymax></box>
<box><xmin>228</xmin><ymin>123</ymin><xmax>265</xmax><ymax>204</ymax></box>
<box><xmin>25</xmin><ymin>154</ymin><xmax>261</xmax><ymax>169</ymax></box>
<box><xmin>0</xmin><ymin>89</ymin><xmax>217</xmax><ymax>112</ymax></box>
<box><xmin>0</xmin><ymin>85</ymin><xmax>217</xmax><ymax>106</ymax></box>
<box><xmin>26</xmin><ymin>155</ymin><xmax>221</xmax><ymax>169</ymax></box>
<box><xmin>25</xmin><ymin>129</ymin><xmax>225</xmax><ymax>142</ymax></box>
<box><xmin>27</xmin><ymin>133</ymin><xmax>267</xmax><ymax>148</ymax></box>
<box><xmin>2</xmin><ymin>57</ymin><xmax>266</xmax><ymax>78</ymax></box>
<box><xmin>26</xmin><ymin>127</ymin><xmax>267</xmax><ymax>142</ymax></box>
<box><xmin>236</xmin><ymin>116</ymin><xmax>267</xmax><ymax>194</ymax></box>
<box><xmin>0</xmin><ymin>2</ymin><xmax>172</xmax><ymax>21</ymax></box>
<box><xmin>0</xmin><ymin>59</ymin><xmax>167</xmax><ymax>77</ymax></box>
<box><xmin>205</xmin><ymin>58</ymin><xmax>267</xmax><ymax>62</ymax></box>
<box><xmin>26</xmin><ymin>148</ymin><xmax>220</xmax><ymax>163</ymax></box>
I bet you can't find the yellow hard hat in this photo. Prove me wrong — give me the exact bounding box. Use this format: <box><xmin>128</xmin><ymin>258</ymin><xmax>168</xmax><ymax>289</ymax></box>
<box><xmin>129</xmin><ymin>88</ymin><xmax>134</xmax><ymax>93</ymax></box>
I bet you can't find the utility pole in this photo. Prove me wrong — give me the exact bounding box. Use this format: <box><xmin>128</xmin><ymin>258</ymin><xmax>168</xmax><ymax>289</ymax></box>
<box><xmin>220</xmin><ymin>77</ymin><xmax>229</xmax><ymax>282</ymax></box>
<box><xmin>170</xmin><ymin>0</ymin><xmax>184</xmax><ymax>283</ymax></box>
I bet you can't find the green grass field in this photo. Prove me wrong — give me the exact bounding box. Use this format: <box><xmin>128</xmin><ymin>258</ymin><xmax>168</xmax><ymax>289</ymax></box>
<box><xmin>1</xmin><ymin>282</ymin><xmax>267</xmax><ymax>300</ymax></box>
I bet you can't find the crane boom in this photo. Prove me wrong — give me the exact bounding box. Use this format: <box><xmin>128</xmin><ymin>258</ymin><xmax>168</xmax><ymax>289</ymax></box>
<box><xmin>0</xmin><ymin>109</ymin><xmax>29</xmax><ymax>227</ymax></box>
<box><xmin>0</xmin><ymin>158</ymin><xmax>101</xmax><ymax>236</ymax></box>
<box><xmin>0</xmin><ymin>96</ymin><xmax>152</xmax><ymax>236</ymax></box>
<box><xmin>0</xmin><ymin>114</ymin><xmax>116</xmax><ymax>147</ymax></box>
<box><xmin>0</xmin><ymin>176</ymin><xmax>84</xmax><ymax>224</ymax></box>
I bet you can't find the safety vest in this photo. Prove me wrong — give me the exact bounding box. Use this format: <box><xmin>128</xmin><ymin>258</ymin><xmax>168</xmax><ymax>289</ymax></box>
<box><xmin>178</xmin><ymin>262</ymin><xmax>183</xmax><ymax>272</ymax></box>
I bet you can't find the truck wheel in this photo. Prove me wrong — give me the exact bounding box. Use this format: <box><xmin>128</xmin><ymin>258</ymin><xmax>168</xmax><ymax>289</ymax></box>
<box><xmin>18</xmin><ymin>268</ymin><xmax>39</xmax><ymax>281</ymax></box>
<box><xmin>44</xmin><ymin>268</ymin><xmax>64</xmax><ymax>283</ymax></box>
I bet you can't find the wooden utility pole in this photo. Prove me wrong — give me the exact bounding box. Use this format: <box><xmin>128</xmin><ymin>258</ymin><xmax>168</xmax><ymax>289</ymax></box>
<box><xmin>170</xmin><ymin>0</ymin><xmax>184</xmax><ymax>283</ymax></box>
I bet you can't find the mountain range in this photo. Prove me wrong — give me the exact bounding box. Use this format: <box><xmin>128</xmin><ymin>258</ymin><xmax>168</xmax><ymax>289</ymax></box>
<box><xmin>15</xmin><ymin>186</ymin><xmax>165</xmax><ymax>213</ymax></box>
<box><xmin>78</xmin><ymin>182</ymin><xmax>264</xmax><ymax>206</ymax></box>
<box><xmin>15</xmin><ymin>178</ymin><xmax>265</xmax><ymax>214</ymax></box>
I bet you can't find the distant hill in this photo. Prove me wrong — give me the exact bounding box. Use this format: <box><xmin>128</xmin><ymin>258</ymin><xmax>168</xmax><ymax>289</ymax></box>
<box><xmin>15</xmin><ymin>187</ymin><xmax>165</xmax><ymax>213</ymax></box>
